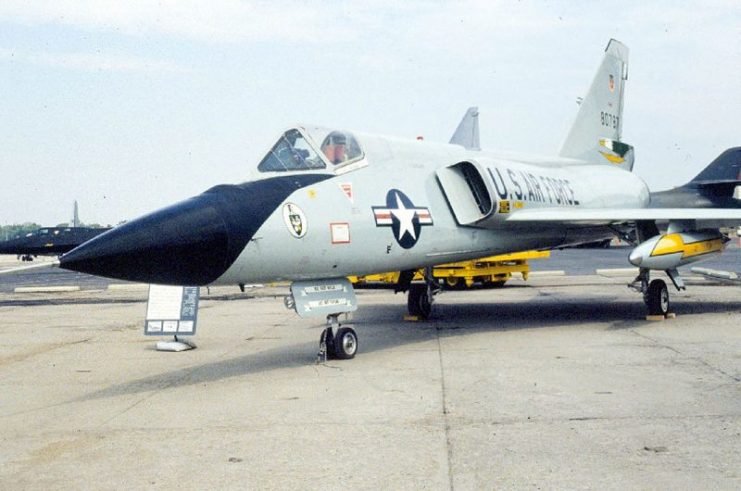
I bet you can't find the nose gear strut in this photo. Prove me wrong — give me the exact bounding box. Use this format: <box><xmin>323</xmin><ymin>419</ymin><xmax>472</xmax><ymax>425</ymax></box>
<box><xmin>317</xmin><ymin>314</ymin><xmax>358</xmax><ymax>363</ymax></box>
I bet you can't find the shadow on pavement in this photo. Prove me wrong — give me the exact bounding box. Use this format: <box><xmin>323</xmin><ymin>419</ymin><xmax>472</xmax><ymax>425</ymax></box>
<box><xmin>74</xmin><ymin>294</ymin><xmax>741</xmax><ymax>402</ymax></box>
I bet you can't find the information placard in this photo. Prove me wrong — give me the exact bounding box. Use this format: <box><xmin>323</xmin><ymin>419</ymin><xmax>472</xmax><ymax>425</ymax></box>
<box><xmin>145</xmin><ymin>285</ymin><xmax>199</xmax><ymax>335</ymax></box>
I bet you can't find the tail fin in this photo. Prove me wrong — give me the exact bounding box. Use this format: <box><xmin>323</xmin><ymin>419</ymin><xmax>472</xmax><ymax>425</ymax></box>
<box><xmin>689</xmin><ymin>147</ymin><xmax>741</xmax><ymax>185</ymax></box>
<box><xmin>449</xmin><ymin>107</ymin><xmax>481</xmax><ymax>151</ymax></box>
<box><xmin>559</xmin><ymin>39</ymin><xmax>633</xmax><ymax>170</ymax></box>
<box><xmin>689</xmin><ymin>147</ymin><xmax>741</xmax><ymax>198</ymax></box>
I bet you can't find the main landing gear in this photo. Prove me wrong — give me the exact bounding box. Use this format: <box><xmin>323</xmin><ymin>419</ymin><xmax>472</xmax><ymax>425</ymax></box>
<box><xmin>405</xmin><ymin>267</ymin><xmax>441</xmax><ymax>320</ymax></box>
<box><xmin>408</xmin><ymin>284</ymin><xmax>433</xmax><ymax>318</ymax></box>
<box><xmin>317</xmin><ymin>313</ymin><xmax>358</xmax><ymax>362</ymax></box>
<box><xmin>631</xmin><ymin>267</ymin><xmax>684</xmax><ymax>316</ymax></box>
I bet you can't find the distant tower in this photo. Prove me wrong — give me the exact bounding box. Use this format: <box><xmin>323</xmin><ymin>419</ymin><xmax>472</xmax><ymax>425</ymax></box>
<box><xmin>72</xmin><ymin>200</ymin><xmax>80</xmax><ymax>228</ymax></box>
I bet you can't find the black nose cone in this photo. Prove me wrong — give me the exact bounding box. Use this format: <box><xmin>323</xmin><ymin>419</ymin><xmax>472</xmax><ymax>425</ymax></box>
<box><xmin>60</xmin><ymin>194</ymin><xmax>230</xmax><ymax>285</ymax></box>
<box><xmin>59</xmin><ymin>174</ymin><xmax>334</xmax><ymax>285</ymax></box>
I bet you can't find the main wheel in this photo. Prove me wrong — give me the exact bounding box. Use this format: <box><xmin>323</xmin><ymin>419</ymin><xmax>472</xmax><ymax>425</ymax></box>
<box><xmin>333</xmin><ymin>327</ymin><xmax>358</xmax><ymax>359</ymax></box>
<box><xmin>645</xmin><ymin>279</ymin><xmax>669</xmax><ymax>316</ymax></box>
<box><xmin>408</xmin><ymin>284</ymin><xmax>432</xmax><ymax>319</ymax></box>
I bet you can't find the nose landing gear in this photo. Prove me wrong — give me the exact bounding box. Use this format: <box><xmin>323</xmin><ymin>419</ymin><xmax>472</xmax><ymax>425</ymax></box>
<box><xmin>318</xmin><ymin>314</ymin><xmax>358</xmax><ymax>362</ymax></box>
<box><xmin>285</xmin><ymin>278</ymin><xmax>359</xmax><ymax>361</ymax></box>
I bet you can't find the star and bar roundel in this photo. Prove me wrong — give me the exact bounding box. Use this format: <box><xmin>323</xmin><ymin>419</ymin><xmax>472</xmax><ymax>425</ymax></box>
<box><xmin>372</xmin><ymin>189</ymin><xmax>433</xmax><ymax>249</ymax></box>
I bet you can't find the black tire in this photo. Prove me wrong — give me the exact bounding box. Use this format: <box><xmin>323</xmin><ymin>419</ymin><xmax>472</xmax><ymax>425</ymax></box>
<box><xmin>408</xmin><ymin>284</ymin><xmax>432</xmax><ymax>319</ymax></box>
<box><xmin>321</xmin><ymin>328</ymin><xmax>336</xmax><ymax>359</ymax></box>
<box><xmin>645</xmin><ymin>279</ymin><xmax>669</xmax><ymax>316</ymax></box>
<box><xmin>445</xmin><ymin>277</ymin><xmax>463</xmax><ymax>290</ymax></box>
<box><xmin>333</xmin><ymin>327</ymin><xmax>358</xmax><ymax>359</ymax></box>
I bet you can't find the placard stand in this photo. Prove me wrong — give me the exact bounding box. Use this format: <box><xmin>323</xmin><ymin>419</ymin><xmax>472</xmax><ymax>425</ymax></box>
<box><xmin>156</xmin><ymin>335</ymin><xmax>197</xmax><ymax>352</ymax></box>
<box><xmin>145</xmin><ymin>285</ymin><xmax>200</xmax><ymax>352</ymax></box>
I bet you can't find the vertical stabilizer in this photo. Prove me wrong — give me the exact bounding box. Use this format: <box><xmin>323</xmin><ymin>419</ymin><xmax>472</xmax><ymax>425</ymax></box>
<box><xmin>559</xmin><ymin>39</ymin><xmax>633</xmax><ymax>170</ymax></box>
<box><xmin>449</xmin><ymin>107</ymin><xmax>481</xmax><ymax>151</ymax></box>
<box><xmin>689</xmin><ymin>147</ymin><xmax>741</xmax><ymax>184</ymax></box>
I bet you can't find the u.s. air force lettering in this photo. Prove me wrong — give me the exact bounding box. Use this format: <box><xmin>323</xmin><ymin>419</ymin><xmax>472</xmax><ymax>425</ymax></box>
<box><xmin>372</xmin><ymin>189</ymin><xmax>433</xmax><ymax>249</ymax></box>
<box><xmin>487</xmin><ymin>166</ymin><xmax>580</xmax><ymax>206</ymax></box>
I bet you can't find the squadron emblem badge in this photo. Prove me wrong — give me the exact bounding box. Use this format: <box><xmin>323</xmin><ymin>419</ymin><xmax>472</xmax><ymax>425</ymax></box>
<box><xmin>283</xmin><ymin>203</ymin><xmax>307</xmax><ymax>238</ymax></box>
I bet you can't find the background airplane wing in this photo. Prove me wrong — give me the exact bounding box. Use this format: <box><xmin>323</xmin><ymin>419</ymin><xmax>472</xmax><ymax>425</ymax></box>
<box><xmin>691</xmin><ymin>266</ymin><xmax>741</xmax><ymax>284</ymax></box>
<box><xmin>0</xmin><ymin>260</ymin><xmax>60</xmax><ymax>276</ymax></box>
<box><xmin>505</xmin><ymin>208</ymin><xmax>741</xmax><ymax>227</ymax></box>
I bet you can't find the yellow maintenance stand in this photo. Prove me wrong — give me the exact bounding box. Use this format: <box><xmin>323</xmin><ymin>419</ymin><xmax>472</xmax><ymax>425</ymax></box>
<box><xmin>349</xmin><ymin>250</ymin><xmax>550</xmax><ymax>289</ymax></box>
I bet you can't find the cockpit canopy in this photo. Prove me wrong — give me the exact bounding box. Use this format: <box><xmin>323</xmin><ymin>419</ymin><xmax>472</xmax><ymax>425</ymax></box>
<box><xmin>257</xmin><ymin>126</ymin><xmax>364</xmax><ymax>173</ymax></box>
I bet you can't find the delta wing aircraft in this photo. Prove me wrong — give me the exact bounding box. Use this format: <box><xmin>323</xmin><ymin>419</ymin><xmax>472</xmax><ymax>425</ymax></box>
<box><xmin>650</xmin><ymin>147</ymin><xmax>741</xmax><ymax>209</ymax></box>
<box><xmin>0</xmin><ymin>202</ymin><xmax>109</xmax><ymax>261</ymax></box>
<box><xmin>0</xmin><ymin>227</ymin><xmax>109</xmax><ymax>261</ymax></box>
<box><xmin>53</xmin><ymin>39</ymin><xmax>740</xmax><ymax>359</ymax></box>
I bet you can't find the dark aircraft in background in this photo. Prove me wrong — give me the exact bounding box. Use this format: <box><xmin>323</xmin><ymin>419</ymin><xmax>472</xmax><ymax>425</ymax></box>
<box><xmin>0</xmin><ymin>202</ymin><xmax>109</xmax><ymax>261</ymax></box>
<box><xmin>0</xmin><ymin>226</ymin><xmax>110</xmax><ymax>261</ymax></box>
<box><xmin>649</xmin><ymin>147</ymin><xmax>741</xmax><ymax>209</ymax></box>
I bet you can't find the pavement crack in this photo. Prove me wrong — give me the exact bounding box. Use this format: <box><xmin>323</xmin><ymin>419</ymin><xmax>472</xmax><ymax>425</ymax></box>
<box><xmin>0</xmin><ymin>337</ymin><xmax>92</xmax><ymax>368</ymax></box>
<box><xmin>435</xmin><ymin>322</ymin><xmax>454</xmax><ymax>491</ymax></box>
<box><xmin>480</xmin><ymin>412</ymin><xmax>741</xmax><ymax>427</ymax></box>
<box><xmin>96</xmin><ymin>363</ymin><xmax>205</xmax><ymax>427</ymax></box>
<box><xmin>629</xmin><ymin>329</ymin><xmax>740</xmax><ymax>382</ymax></box>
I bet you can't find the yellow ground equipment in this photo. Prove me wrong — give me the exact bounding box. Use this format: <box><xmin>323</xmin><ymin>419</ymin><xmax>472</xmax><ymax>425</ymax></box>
<box><xmin>349</xmin><ymin>250</ymin><xmax>550</xmax><ymax>289</ymax></box>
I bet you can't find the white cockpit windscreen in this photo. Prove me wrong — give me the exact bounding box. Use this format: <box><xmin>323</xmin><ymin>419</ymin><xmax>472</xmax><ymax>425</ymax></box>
<box><xmin>257</xmin><ymin>129</ymin><xmax>326</xmax><ymax>172</ymax></box>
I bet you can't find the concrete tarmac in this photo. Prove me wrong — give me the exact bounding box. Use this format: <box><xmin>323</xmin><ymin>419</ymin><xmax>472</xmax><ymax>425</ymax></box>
<box><xmin>0</xmin><ymin>276</ymin><xmax>739</xmax><ymax>489</ymax></box>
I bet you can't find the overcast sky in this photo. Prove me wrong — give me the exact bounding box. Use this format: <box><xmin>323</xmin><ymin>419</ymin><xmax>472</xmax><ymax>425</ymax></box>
<box><xmin>1</xmin><ymin>1</ymin><xmax>739</xmax><ymax>226</ymax></box>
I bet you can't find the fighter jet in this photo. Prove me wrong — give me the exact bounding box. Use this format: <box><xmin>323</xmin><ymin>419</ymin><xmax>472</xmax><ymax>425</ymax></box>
<box><xmin>0</xmin><ymin>226</ymin><xmax>110</xmax><ymax>261</ymax></box>
<box><xmin>55</xmin><ymin>39</ymin><xmax>741</xmax><ymax>359</ymax></box>
<box><xmin>0</xmin><ymin>202</ymin><xmax>110</xmax><ymax>261</ymax></box>
<box><xmin>649</xmin><ymin>147</ymin><xmax>741</xmax><ymax>209</ymax></box>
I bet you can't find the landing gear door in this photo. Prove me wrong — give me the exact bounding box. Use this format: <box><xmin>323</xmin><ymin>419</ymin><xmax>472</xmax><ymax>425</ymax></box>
<box><xmin>289</xmin><ymin>278</ymin><xmax>358</xmax><ymax>318</ymax></box>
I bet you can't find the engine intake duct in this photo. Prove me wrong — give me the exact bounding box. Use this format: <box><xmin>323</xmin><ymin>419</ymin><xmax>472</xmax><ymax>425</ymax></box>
<box><xmin>436</xmin><ymin>161</ymin><xmax>494</xmax><ymax>225</ymax></box>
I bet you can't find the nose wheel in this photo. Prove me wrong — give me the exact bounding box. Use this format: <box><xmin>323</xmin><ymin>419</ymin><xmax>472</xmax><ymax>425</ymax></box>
<box><xmin>317</xmin><ymin>314</ymin><xmax>358</xmax><ymax>362</ymax></box>
<box><xmin>334</xmin><ymin>327</ymin><xmax>358</xmax><ymax>359</ymax></box>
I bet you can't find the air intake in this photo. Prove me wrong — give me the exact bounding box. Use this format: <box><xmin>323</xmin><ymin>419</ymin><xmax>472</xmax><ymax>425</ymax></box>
<box><xmin>436</xmin><ymin>161</ymin><xmax>494</xmax><ymax>225</ymax></box>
